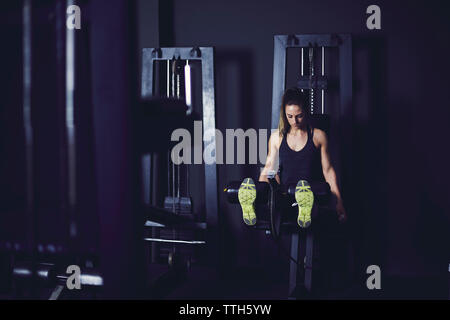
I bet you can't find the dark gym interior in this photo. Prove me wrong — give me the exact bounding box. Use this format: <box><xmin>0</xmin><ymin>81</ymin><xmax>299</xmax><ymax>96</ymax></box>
<box><xmin>1</xmin><ymin>0</ymin><xmax>449</xmax><ymax>300</ymax></box>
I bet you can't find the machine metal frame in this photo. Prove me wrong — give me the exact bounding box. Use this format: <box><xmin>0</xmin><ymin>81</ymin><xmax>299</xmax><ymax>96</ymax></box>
<box><xmin>271</xmin><ymin>34</ymin><xmax>352</xmax><ymax>298</ymax></box>
<box><xmin>141</xmin><ymin>47</ymin><xmax>219</xmax><ymax>268</ymax></box>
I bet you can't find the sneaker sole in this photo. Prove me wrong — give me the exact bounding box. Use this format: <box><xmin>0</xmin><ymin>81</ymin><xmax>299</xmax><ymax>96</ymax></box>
<box><xmin>295</xmin><ymin>180</ymin><xmax>314</xmax><ymax>228</ymax></box>
<box><xmin>238</xmin><ymin>178</ymin><xmax>257</xmax><ymax>226</ymax></box>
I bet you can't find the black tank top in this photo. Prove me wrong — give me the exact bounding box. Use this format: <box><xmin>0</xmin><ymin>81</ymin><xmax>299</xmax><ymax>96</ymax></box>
<box><xmin>279</xmin><ymin>126</ymin><xmax>324</xmax><ymax>185</ymax></box>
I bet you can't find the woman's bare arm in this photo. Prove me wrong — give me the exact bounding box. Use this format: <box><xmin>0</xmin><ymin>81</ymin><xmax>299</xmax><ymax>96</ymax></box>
<box><xmin>316</xmin><ymin>129</ymin><xmax>347</xmax><ymax>221</ymax></box>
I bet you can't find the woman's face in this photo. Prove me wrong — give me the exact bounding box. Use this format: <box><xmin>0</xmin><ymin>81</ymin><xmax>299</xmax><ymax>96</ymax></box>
<box><xmin>285</xmin><ymin>104</ymin><xmax>305</xmax><ymax>129</ymax></box>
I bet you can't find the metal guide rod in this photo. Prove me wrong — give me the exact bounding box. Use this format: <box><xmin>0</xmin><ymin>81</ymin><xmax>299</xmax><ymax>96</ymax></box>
<box><xmin>57</xmin><ymin>0</ymin><xmax>74</xmax><ymax>241</ymax></box>
<box><xmin>166</xmin><ymin>60</ymin><xmax>170</xmax><ymax>97</ymax></box>
<box><xmin>166</xmin><ymin>64</ymin><xmax>170</xmax><ymax>198</ymax></box>
<box><xmin>176</xmin><ymin>60</ymin><xmax>180</xmax><ymax>98</ymax></box>
<box><xmin>176</xmin><ymin>60</ymin><xmax>180</xmax><ymax>199</ymax></box>
<box><xmin>143</xmin><ymin>238</ymin><xmax>205</xmax><ymax>245</ymax></box>
<box><xmin>309</xmin><ymin>46</ymin><xmax>314</xmax><ymax>114</ymax></box>
<box><xmin>166</xmin><ymin>59</ymin><xmax>175</xmax><ymax>213</ymax></box>
<box><xmin>186</xmin><ymin>152</ymin><xmax>189</xmax><ymax>196</ymax></box>
<box><xmin>66</xmin><ymin>0</ymin><xmax>77</xmax><ymax>238</ymax></box>
<box><xmin>171</xmin><ymin>132</ymin><xmax>175</xmax><ymax>211</ymax></box>
<box><xmin>172</xmin><ymin>75</ymin><xmax>176</xmax><ymax>213</ymax></box>
<box><xmin>184</xmin><ymin>60</ymin><xmax>191</xmax><ymax>195</ymax></box>
<box><xmin>172</xmin><ymin>60</ymin><xmax>178</xmax><ymax>250</ymax></box>
<box><xmin>167</xmin><ymin>150</ymin><xmax>170</xmax><ymax>195</ymax></box>
<box><xmin>171</xmin><ymin>59</ymin><xmax>175</xmax><ymax>101</ymax></box>
<box><xmin>23</xmin><ymin>0</ymin><xmax>34</xmax><ymax>250</ymax></box>
<box><xmin>177</xmin><ymin>155</ymin><xmax>180</xmax><ymax>198</ymax></box>
<box><xmin>184</xmin><ymin>60</ymin><xmax>192</xmax><ymax>115</ymax></box>
<box><xmin>321</xmin><ymin>46</ymin><xmax>325</xmax><ymax>114</ymax></box>
<box><xmin>300</xmin><ymin>48</ymin><xmax>304</xmax><ymax>92</ymax></box>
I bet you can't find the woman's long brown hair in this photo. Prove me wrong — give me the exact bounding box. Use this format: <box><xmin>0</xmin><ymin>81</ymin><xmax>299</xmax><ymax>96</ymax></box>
<box><xmin>278</xmin><ymin>87</ymin><xmax>310</xmax><ymax>137</ymax></box>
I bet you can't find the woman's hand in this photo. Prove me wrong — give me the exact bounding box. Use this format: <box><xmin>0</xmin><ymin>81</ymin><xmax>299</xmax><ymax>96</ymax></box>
<box><xmin>336</xmin><ymin>200</ymin><xmax>347</xmax><ymax>223</ymax></box>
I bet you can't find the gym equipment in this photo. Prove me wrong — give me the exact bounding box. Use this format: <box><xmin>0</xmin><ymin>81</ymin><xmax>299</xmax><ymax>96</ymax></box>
<box><xmin>0</xmin><ymin>0</ymin><xmax>101</xmax><ymax>299</ymax></box>
<box><xmin>225</xmin><ymin>177</ymin><xmax>337</xmax><ymax>298</ymax></box>
<box><xmin>225</xmin><ymin>34</ymin><xmax>353</xmax><ymax>299</ymax></box>
<box><xmin>272</xmin><ymin>34</ymin><xmax>353</xmax><ymax>299</ymax></box>
<box><xmin>224</xmin><ymin>180</ymin><xmax>332</xmax><ymax>231</ymax></box>
<box><xmin>141</xmin><ymin>47</ymin><xmax>219</xmax><ymax>297</ymax></box>
<box><xmin>0</xmin><ymin>0</ymin><xmax>146</xmax><ymax>299</ymax></box>
<box><xmin>163</xmin><ymin>59</ymin><xmax>193</xmax><ymax>215</ymax></box>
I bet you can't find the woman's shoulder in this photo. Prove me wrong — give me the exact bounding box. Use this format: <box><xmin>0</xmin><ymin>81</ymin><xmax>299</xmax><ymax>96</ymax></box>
<box><xmin>311</xmin><ymin>127</ymin><xmax>327</xmax><ymax>147</ymax></box>
<box><xmin>312</xmin><ymin>127</ymin><xmax>326</xmax><ymax>138</ymax></box>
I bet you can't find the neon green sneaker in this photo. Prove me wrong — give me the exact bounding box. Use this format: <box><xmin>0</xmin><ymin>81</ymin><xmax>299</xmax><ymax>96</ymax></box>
<box><xmin>295</xmin><ymin>180</ymin><xmax>314</xmax><ymax>228</ymax></box>
<box><xmin>238</xmin><ymin>178</ymin><xmax>257</xmax><ymax>226</ymax></box>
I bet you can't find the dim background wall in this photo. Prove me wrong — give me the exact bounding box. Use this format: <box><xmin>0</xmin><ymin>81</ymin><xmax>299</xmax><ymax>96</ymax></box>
<box><xmin>138</xmin><ymin>0</ymin><xmax>450</xmax><ymax>279</ymax></box>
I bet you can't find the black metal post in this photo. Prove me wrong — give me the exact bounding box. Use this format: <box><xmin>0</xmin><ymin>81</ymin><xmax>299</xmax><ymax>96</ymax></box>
<box><xmin>90</xmin><ymin>0</ymin><xmax>144</xmax><ymax>298</ymax></box>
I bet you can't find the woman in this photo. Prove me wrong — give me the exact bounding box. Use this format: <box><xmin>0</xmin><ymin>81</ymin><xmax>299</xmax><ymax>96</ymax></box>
<box><xmin>238</xmin><ymin>88</ymin><xmax>347</xmax><ymax>227</ymax></box>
